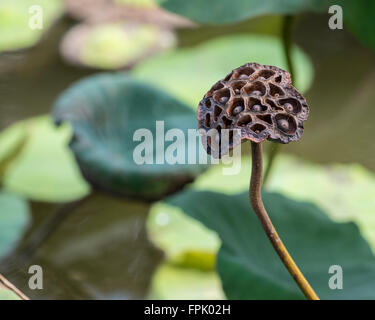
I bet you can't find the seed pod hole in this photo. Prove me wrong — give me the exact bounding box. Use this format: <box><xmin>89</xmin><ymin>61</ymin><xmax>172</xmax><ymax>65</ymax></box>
<box><xmin>233</xmin><ymin>66</ymin><xmax>254</xmax><ymax>79</ymax></box>
<box><xmin>228</xmin><ymin>97</ymin><xmax>245</xmax><ymax>117</ymax></box>
<box><xmin>204</xmin><ymin>98</ymin><xmax>212</xmax><ymax>109</ymax></box>
<box><xmin>279</xmin><ymin>98</ymin><xmax>302</xmax><ymax>113</ymax></box>
<box><xmin>214</xmin><ymin>105</ymin><xmax>223</xmax><ymax>121</ymax></box>
<box><xmin>214</xmin><ymin>88</ymin><xmax>230</xmax><ymax>104</ymax></box>
<box><xmin>275</xmin><ymin>114</ymin><xmax>297</xmax><ymax>135</ymax></box>
<box><xmin>222</xmin><ymin>115</ymin><xmax>233</xmax><ymax>128</ymax></box>
<box><xmin>244</xmin><ymin>81</ymin><xmax>266</xmax><ymax>96</ymax></box>
<box><xmin>237</xmin><ymin>114</ymin><xmax>252</xmax><ymax>127</ymax></box>
<box><xmin>257</xmin><ymin>70</ymin><xmax>275</xmax><ymax>79</ymax></box>
<box><xmin>205</xmin><ymin>113</ymin><xmax>211</xmax><ymax>127</ymax></box>
<box><xmin>251</xmin><ymin>123</ymin><xmax>266</xmax><ymax>134</ymax></box>
<box><xmin>269</xmin><ymin>83</ymin><xmax>284</xmax><ymax>97</ymax></box>
<box><xmin>256</xmin><ymin>114</ymin><xmax>272</xmax><ymax>125</ymax></box>
<box><xmin>230</xmin><ymin>80</ymin><xmax>246</xmax><ymax>95</ymax></box>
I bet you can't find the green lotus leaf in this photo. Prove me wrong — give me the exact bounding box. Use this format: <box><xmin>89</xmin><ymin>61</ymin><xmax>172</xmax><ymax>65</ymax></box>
<box><xmin>158</xmin><ymin>0</ymin><xmax>332</xmax><ymax>24</ymax></box>
<box><xmin>0</xmin><ymin>192</ymin><xmax>30</xmax><ymax>260</ymax></box>
<box><xmin>147</xmin><ymin>154</ymin><xmax>375</xmax><ymax>271</ymax></box>
<box><xmin>0</xmin><ymin>121</ymin><xmax>27</xmax><ymax>181</ymax></box>
<box><xmin>133</xmin><ymin>35</ymin><xmax>314</xmax><ymax>108</ymax></box>
<box><xmin>147</xmin><ymin>202</ymin><xmax>219</xmax><ymax>270</ymax></box>
<box><xmin>159</xmin><ymin>0</ymin><xmax>375</xmax><ymax>52</ymax></box>
<box><xmin>60</xmin><ymin>22</ymin><xmax>175</xmax><ymax>70</ymax></box>
<box><xmin>52</xmin><ymin>73</ymin><xmax>208</xmax><ymax>200</ymax></box>
<box><xmin>148</xmin><ymin>263</ymin><xmax>225</xmax><ymax>299</ymax></box>
<box><xmin>165</xmin><ymin>189</ymin><xmax>375</xmax><ymax>299</ymax></box>
<box><xmin>1</xmin><ymin>116</ymin><xmax>90</xmax><ymax>202</ymax></box>
<box><xmin>0</xmin><ymin>288</ymin><xmax>21</xmax><ymax>300</ymax></box>
<box><xmin>194</xmin><ymin>154</ymin><xmax>375</xmax><ymax>251</ymax></box>
<box><xmin>343</xmin><ymin>0</ymin><xmax>375</xmax><ymax>51</ymax></box>
<box><xmin>0</xmin><ymin>0</ymin><xmax>63</xmax><ymax>52</ymax></box>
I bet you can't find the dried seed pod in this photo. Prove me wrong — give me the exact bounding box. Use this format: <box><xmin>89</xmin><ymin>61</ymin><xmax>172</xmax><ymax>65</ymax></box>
<box><xmin>197</xmin><ymin>62</ymin><xmax>309</xmax><ymax>157</ymax></box>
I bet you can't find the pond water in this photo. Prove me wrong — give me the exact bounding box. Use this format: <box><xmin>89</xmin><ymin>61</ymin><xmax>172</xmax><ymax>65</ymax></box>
<box><xmin>0</xmin><ymin>12</ymin><xmax>374</xmax><ymax>299</ymax></box>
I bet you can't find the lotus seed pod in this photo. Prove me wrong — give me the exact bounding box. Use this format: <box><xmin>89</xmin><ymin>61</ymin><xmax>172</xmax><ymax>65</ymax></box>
<box><xmin>197</xmin><ymin>62</ymin><xmax>309</xmax><ymax>157</ymax></box>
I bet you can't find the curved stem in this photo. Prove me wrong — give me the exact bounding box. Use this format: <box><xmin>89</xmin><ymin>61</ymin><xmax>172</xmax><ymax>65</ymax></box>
<box><xmin>250</xmin><ymin>142</ymin><xmax>319</xmax><ymax>300</ymax></box>
<box><xmin>263</xmin><ymin>15</ymin><xmax>295</xmax><ymax>186</ymax></box>
<box><xmin>0</xmin><ymin>273</ymin><xmax>29</xmax><ymax>300</ymax></box>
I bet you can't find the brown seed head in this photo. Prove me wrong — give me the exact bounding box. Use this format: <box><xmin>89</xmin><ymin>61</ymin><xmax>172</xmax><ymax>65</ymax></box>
<box><xmin>197</xmin><ymin>62</ymin><xmax>309</xmax><ymax>157</ymax></box>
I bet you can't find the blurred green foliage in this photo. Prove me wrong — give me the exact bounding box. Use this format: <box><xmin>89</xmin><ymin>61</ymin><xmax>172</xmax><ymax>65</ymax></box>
<box><xmin>0</xmin><ymin>288</ymin><xmax>21</xmax><ymax>300</ymax></box>
<box><xmin>0</xmin><ymin>192</ymin><xmax>30</xmax><ymax>260</ymax></box>
<box><xmin>0</xmin><ymin>116</ymin><xmax>90</xmax><ymax>203</ymax></box>
<box><xmin>80</xmin><ymin>24</ymin><xmax>161</xmax><ymax>70</ymax></box>
<box><xmin>0</xmin><ymin>0</ymin><xmax>63</xmax><ymax>52</ymax></box>
<box><xmin>160</xmin><ymin>0</ymin><xmax>375</xmax><ymax>51</ymax></box>
<box><xmin>134</xmin><ymin>35</ymin><xmax>313</xmax><ymax>108</ymax></box>
<box><xmin>159</xmin><ymin>0</ymin><xmax>331</xmax><ymax>24</ymax></box>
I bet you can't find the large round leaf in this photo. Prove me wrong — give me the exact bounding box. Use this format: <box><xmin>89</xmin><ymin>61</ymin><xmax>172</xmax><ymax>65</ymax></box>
<box><xmin>165</xmin><ymin>190</ymin><xmax>375</xmax><ymax>299</ymax></box>
<box><xmin>133</xmin><ymin>35</ymin><xmax>314</xmax><ymax>108</ymax></box>
<box><xmin>1</xmin><ymin>116</ymin><xmax>90</xmax><ymax>202</ymax></box>
<box><xmin>52</xmin><ymin>73</ymin><xmax>208</xmax><ymax>200</ymax></box>
<box><xmin>0</xmin><ymin>0</ymin><xmax>63</xmax><ymax>52</ymax></box>
<box><xmin>0</xmin><ymin>192</ymin><xmax>30</xmax><ymax>260</ymax></box>
<box><xmin>194</xmin><ymin>154</ymin><xmax>375</xmax><ymax>251</ymax></box>
<box><xmin>159</xmin><ymin>0</ymin><xmax>332</xmax><ymax>24</ymax></box>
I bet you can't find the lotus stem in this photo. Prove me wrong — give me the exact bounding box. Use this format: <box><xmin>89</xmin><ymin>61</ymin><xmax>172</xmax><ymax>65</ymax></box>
<box><xmin>249</xmin><ymin>141</ymin><xmax>319</xmax><ymax>300</ymax></box>
<box><xmin>0</xmin><ymin>273</ymin><xmax>29</xmax><ymax>300</ymax></box>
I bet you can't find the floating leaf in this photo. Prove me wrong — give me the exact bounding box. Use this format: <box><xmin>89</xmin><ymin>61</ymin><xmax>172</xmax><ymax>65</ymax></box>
<box><xmin>0</xmin><ymin>121</ymin><xmax>27</xmax><ymax>182</ymax></box>
<box><xmin>165</xmin><ymin>190</ymin><xmax>375</xmax><ymax>299</ymax></box>
<box><xmin>159</xmin><ymin>0</ymin><xmax>332</xmax><ymax>24</ymax></box>
<box><xmin>0</xmin><ymin>0</ymin><xmax>63</xmax><ymax>52</ymax></box>
<box><xmin>60</xmin><ymin>22</ymin><xmax>175</xmax><ymax>70</ymax></box>
<box><xmin>147</xmin><ymin>202</ymin><xmax>219</xmax><ymax>270</ymax></box>
<box><xmin>0</xmin><ymin>288</ymin><xmax>21</xmax><ymax>300</ymax></box>
<box><xmin>0</xmin><ymin>192</ymin><xmax>30</xmax><ymax>260</ymax></box>
<box><xmin>149</xmin><ymin>263</ymin><xmax>225</xmax><ymax>299</ymax></box>
<box><xmin>134</xmin><ymin>35</ymin><xmax>314</xmax><ymax>108</ymax></box>
<box><xmin>52</xmin><ymin>73</ymin><xmax>208</xmax><ymax>200</ymax></box>
<box><xmin>1</xmin><ymin>116</ymin><xmax>90</xmax><ymax>203</ymax></box>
